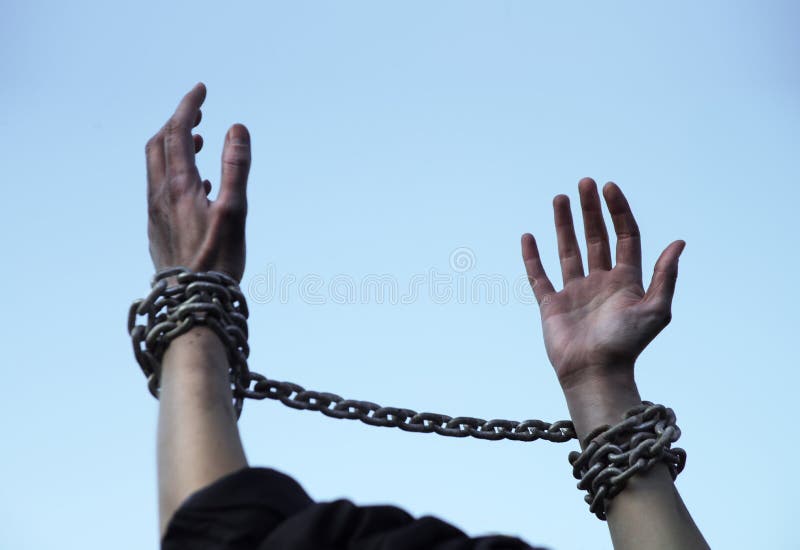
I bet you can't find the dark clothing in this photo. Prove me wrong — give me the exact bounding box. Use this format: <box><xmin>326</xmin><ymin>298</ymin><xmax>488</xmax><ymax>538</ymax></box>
<box><xmin>162</xmin><ymin>467</ymin><xmax>543</xmax><ymax>549</ymax></box>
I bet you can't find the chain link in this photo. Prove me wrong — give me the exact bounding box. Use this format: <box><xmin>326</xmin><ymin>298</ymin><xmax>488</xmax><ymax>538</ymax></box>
<box><xmin>128</xmin><ymin>268</ymin><xmax>577</xmax><ymax>442</ymax></box>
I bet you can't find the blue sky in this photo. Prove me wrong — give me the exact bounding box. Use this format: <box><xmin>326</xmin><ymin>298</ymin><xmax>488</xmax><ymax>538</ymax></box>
<box><xmin>1</xmin><ymin>1</ymin><xmax>797</xmax><ymax>548</ymax></box>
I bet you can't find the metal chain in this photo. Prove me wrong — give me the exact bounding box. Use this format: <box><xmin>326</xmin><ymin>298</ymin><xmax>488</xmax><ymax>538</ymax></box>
<box><xmin>238</xmin><ymin>374</ymin><xmax>576</xmax><ymax>442</ymax></box>
<box><xmin>129</xmin><ymin>268</ymin><xmax>689</xmax><ymax>520</ymax></box>
<box><xmin>128</xmin><ymin>267</ymin><xmax>577</xmax><ymax>443</ymax></box>
<box><xmin>567</xmin><ymin>401</ymin><xmax>686</xmax><ymax>520</ymax></box>
<box><xmin>128</xmin><ymin>268</ymin><xmax>252</xmax><ymax>417</ymax></box>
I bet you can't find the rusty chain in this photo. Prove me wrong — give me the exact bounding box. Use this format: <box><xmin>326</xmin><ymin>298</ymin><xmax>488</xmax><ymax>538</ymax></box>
<box><xmin>568</xmin><ymin>401</ymin><xmax>686</xmax><ymax>520</ymax></box>
<box><xmin>128</xmin><ymin>268</ymin><xmax>686</xmax><ymax>519</ymax></box>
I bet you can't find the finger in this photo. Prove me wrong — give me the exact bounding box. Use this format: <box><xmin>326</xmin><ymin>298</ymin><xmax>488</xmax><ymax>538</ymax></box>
<box><xmin>164</xmin><ymin>83</ymin><xmax>207</xmax><ymax>180</ymax></box>
<box><xmin>642</xmin><ymin>240</ymin><xmax>685</xmax><ymax>313</ymax></box>
<box><xmin>145</xmin><ymin>131</ymin><xmax>165</xmax><ymax>198</ymax></box>
<box><xmin>202</xmin><ymin>179</ymin><xmax>212</xmax><ymax>196</ymax></box>
<box><xmin>216</xmin><ymin>124</ymin><xmax>251</xmax><ymax>217</ymax></box>
<box><xmin>193</xmin><ymin>109</ymin><xmax>202</xmax><ymax>128</ymax></box>
<box><xmin>578</xmin><ymin>177</ymin><xmax>612</xmax><ymax>272</ymax></box>
<box><xmin>521</xmin><ymin>233</ymin><xmax>556</xmax><ymax>306</ymax></box>
<box><xmin>603</xmin><ymin>182</ymin><xmax>642</xmax><ymax>283</ymax></box>
<box><xmin>553</xmin><ymin>194</ymin><xmax>585</xmax><ymax>286</ymax></box>
<box><xmin>193</xmin><ymin>134</ymin><xmax>203</xmax><ymax>153</ymax></box>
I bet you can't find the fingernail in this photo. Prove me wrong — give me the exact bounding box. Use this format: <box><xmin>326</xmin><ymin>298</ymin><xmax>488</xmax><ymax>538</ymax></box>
<box><xmin>229</xmin><ymin>129</ymin><xmax>249</xmax><ymax>145</ymax></box>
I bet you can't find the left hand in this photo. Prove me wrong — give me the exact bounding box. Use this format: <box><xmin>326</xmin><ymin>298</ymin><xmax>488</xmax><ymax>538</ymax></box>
<box><xmin>145</xmin><ymin>83</ymin><xmax>251</xmax><ymax>282</ymax></box>
<box><xmin>521</xmin><ymin>178</ymin><xmax>685</xmax><ymax>389</ymax></box>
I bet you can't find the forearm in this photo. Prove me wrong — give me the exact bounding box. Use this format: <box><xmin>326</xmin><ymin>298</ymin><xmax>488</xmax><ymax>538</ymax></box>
<box><xmin>561</xmin><ymin>368</ymin><xmax>709</xmax><ymax>550</ymax></box>
<box><xmin>157</xmin><ymin>326</ymin><xmax>248</xmax><ymax>537</ymax></box>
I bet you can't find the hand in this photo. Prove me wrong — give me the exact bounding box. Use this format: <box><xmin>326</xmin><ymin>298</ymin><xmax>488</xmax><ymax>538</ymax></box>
<box><xmin>521</xmin><ymin>178</ymin><xmax>685</xmax><ymax>389</ymax></box>
<box><xmin>145</xmin><ymin>83</ymin><xmax>251</xmax><ymax>282</ymax></box>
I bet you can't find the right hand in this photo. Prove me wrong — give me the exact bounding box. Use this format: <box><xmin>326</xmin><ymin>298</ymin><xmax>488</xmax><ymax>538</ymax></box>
<box><xmin>520</xmin><ymin>178</ymin><xmax>685</xmax><ymax>389</ymax></box>
<box><xmin>145</xmin><ymin>83</ymin><xmax>251</xmax><ymax>283</ymax></box>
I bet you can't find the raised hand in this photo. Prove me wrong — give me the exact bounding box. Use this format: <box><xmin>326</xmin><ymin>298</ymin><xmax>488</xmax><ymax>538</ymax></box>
<box><xmin>521</xmin><ymin>178</ymin><xmax>685</xmax><ymax>389</ymax></box>
<box><xmin>145</xmin><ymin>83</ymin><xmax>251</xmax><ymax>282</ymax></box>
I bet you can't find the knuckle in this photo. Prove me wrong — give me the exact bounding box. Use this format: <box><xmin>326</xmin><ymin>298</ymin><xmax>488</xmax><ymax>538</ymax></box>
<box><xmin>617</xmin><ymin>230</ymin><xmax>640</xmax><ymax>240</ymax></box>
<box><xmin>217</xmin><ymin>198</ymin><xmax>246</xmax><ymax>219</ymax></box>
<box><xmin>223</xmin><ymin>146</ymin><xmax>251</xmax><ymax>167</ymax></box>
<box><xmin>165</xmin><ymin>116</ymin><xmax>180</xmax><ymax>131</ymax></box>
<box><xmin>166</xmin><ymin>169</ymin><xmax>198</xmax><ymax>195</ymax></box>
<box><xmin>586</xmin><ymin>235</ymin><xmax>608</xmax><ymax>247</ymax></box>
<box><xmin>164</xmin><ymin>132</ymin><xmax>184</xmax><ymax>150</ymax></box>
<box><xmin>145</xmin><ymin>135</ymin><xmax>160</xmax><ymax>155</ymax></box>
<box><xmin>655</xmin><ymin>264</ymin><xmax>679</xmax><ymax>281</ymax></box>
<box><xmin>165</xmin><ymin>117</ymin><xmax>186</xmax><ymax>135</ymax></box>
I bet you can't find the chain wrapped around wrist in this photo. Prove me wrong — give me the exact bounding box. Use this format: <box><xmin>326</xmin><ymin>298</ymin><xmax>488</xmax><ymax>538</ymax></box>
<box><xmin>127</xmin><ymin>267</ymin><xmax>251</xmax><ymax>417</ymax></box>
<box><xmin>568</xmin><ymin>401</ymin><xmax>686</xmax><ymax>520</ymax></box>
<box><xmin>128</xmin><ymin>268</ymin><xmax>687</xmax><ymax>520</ymax></box>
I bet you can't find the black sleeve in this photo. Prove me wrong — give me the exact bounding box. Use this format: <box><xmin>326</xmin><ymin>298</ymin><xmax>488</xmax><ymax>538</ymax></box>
<box><xmin>162</xmin><ymin>467</ymin><xmax>547</xmax><ymax>550</ymax></box>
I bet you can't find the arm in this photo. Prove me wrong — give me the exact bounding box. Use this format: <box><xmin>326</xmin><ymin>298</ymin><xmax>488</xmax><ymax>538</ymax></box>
<box><xmin>144</xmin><ymin>83</ymin><xmax>253</xmax><ymax>537</ymax></box>
<box><xmin>521</xmin><ymin>178</ymin><xmax>709</xmax><ymax>550</ymax></box>
<box><xmin>157</xmin><ymin>328</ymin><xmax>247</xmax><ymax>537</ymax></box>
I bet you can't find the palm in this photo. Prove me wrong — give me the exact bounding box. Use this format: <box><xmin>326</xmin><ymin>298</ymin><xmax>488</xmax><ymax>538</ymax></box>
<box><xmin>522</xmin><ymin>179</ymin><xmax>684</xmax><ymax>386</ymax></box>
<box><xmin>541</xmin><ymin>267</ymin><xmax>656</xmax><ymax>382</ymax></box>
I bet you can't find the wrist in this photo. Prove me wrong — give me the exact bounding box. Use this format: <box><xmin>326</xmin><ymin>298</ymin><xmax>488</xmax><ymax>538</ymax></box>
<box><xmin>162</xmin><ymin>326</ymin><xmax>230</xmax><ymax>379</ymax></box>
<box><xmin>560</xmin><ymin>366</ymin><xmax>642</xmax><ymax>447</ymax></box>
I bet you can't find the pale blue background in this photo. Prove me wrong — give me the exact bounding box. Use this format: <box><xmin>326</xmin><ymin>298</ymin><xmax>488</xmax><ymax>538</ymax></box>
<box><xmin>1</xmin><ymin>1</ymin><xmax>797</xmax><ymax>549</ymax></box>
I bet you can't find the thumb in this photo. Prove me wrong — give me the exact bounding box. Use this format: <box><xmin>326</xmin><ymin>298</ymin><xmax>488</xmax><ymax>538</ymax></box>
<box><xmin>217</xmin><ymin>124</ymin><xmax>251</xmax><ymax>214</ymax></box>
<box><xmin>642</xmin><ymin>240</ymin><xmax>686</xmax><ymax>313</ymax></box>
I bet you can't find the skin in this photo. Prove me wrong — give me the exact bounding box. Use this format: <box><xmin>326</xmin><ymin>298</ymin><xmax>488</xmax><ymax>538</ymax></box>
<box><xmin>146</xmin><ymin>83</ymin><xmax>709</xmax><ymax>548</ymax></box>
